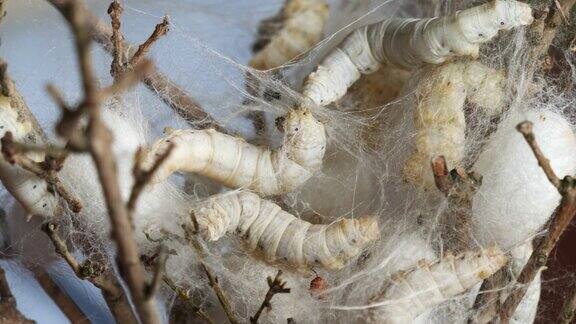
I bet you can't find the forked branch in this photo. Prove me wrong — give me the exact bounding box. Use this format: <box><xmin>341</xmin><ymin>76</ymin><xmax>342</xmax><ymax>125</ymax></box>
<box><xmin>498</xmin><ymin>121</ymin><xmax>576</xmax><ymax>323</ymax></box>
<box><xmin>250</xmin><ymin>270</ymin><xmax>291</xmax><ymax>324</ymax></box>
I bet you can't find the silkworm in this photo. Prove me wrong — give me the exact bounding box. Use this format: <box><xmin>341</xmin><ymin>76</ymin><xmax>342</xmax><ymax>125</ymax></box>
<box><xmin>144</xmin><ymin>108</ymin><xmax>326</xmax><ymax>196</ymax></box>
<box><xmin>368</xmin><ymin>246</ymin><xmax>507</xmax><ymax>323</ymax></box>
<box><xmin>403</xmin><ymin>61</ymin><xmax>506</xmax><ymax>189</ymax></box>
<box><xmin>0</xmin><ymin>96</ymin><xmax>59</xmax><ymax>217</ymax></box>
<box><xmin>249</xmin><ymin>0</ymin><xmax>329</xmax><ymax>70</ymax></box>
<box><xmin>191</xmin><ymin>191</ymin><xmax>379</xmax><ymax>271</ymax></box>
<box><xmin>302</xmin><ymin>0</ymin><xmax>532</xmax><ymax>106</ymax></box>
<box><xmin>472</xmin><ymin>109</ymin><xmax>576</xmax><ymax>249</ymax></box>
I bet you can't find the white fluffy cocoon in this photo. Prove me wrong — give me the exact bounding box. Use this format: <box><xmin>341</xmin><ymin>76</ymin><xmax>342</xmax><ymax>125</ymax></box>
<box><xmin>472</xmin><ymin>108</ymin><xmax>576</xmax><ymax>249</ymax></box>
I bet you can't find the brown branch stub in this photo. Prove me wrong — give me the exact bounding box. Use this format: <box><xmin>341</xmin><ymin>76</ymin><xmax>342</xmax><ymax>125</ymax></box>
<box><xmin>144</xmin><ymin>245</ymin><xmax>168</xmax><ymax>300</ymax></box>
<box><xmin>201</xmin><ymin>263</ymin><xmax>239</xmax><ymax>324</ymax></box>
<box><xmin>130</xmin><ymin>16</ymin><xmax>169</xmax><ymax>67</ymax></box>
<box><xmin>33</xmin><ymin>269</ymin><xmax>88</xmax><ymax>323</ymax></box>
<box><xmin>498</xmin><ymin>125</ymin><xmax>576</xmax><ymax>323</ymax></box>
<box><xmin>431</xmin><ymin>155</ymin><xmax>482</xmax><ymax>254</ymax></box>
<box><xmin>250</xmin><ymin>270</ymin><xmax>291</xmax><ymax>324</ymax></box>
<box><xmin>163</xmin><ymin>276</ymin><xmax>215</xmax><ymax>324</ymax></box>
<box><xmin>107</xmin><ymin>0</ymin><xmax>125</xmax><ymax>78</ymax></box>
<box><xmin>516</xmin><ymin>121</ymin><xmax>561</xmax><ymax>189</ymax></box>
<box><xmin>0</xmin><ymin>265</ymin><xmax>35</xmax><ymax>324</ymax></box>
<box><xmin>127</xmin><ymin>142</ymin><xmax>174</xmax><ymax>215</ymax></box>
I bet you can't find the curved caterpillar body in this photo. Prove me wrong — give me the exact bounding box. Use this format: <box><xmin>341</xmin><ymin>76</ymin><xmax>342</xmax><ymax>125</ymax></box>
<box><xmin>369</xmin><ymin>246</ymin><xmax>507</xmax><ymax>323</ymax></box>
<box><xmin>302</xmin><ymin>0</ymin><xmax>532</xmax><ymax>106</ymax></box>
<box><xmin>403</xmin><ymin>61</ymin><xmax>506</xmax><ymax>189</ymax></box>
<box><xmin>249</xmin><ymin>0</ymin><xmax>329</xmax><ymax>70</ymax></box>
<box><xmin>191</xmin><ymin>191</ymin><xmax>379</xmax><ymax>271</ymax></box>
<box><xmin>144</xmin><ymin>108</ymin><xmax>325</xmax><ymax>196</ymax></box>
<box><xmin>0</xmin><ymin>96</ymin><xmax>59</xmax><ymax>217</ymax></box>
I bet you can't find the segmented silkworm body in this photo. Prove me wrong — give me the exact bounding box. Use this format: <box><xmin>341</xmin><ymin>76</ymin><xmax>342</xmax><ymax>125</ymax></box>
<box><xmin>0</xmin><ymin>96</ymin><xmax>59</xmax><ymax>216</ymax></box>
<box><xmin>302</xmin><ymin>0</ymin><xmax>532</xmax><ymax>105</ymax></box>
<box><xmin>249</xmin><ymin>0</ymin><xmax>329</xmax><ymax>70</ymax></box>
<box><xmin>403</xmin><ymin>61</ymin><xmax>506</xmax><ymax>189</ymax></box>
<box><xmin>144</xmin><ymin>108</ymin><xmax>326</xmax><ymax>196</ymax></box>
<box><xmin>472</xmin><ymin>110</ymin><xmax>576</xmax><ymax>249</ymax></box>
<box><xmin>191</xmin><ymin>191</ymin><xmax>379</xmax><ymax>270</ymax></box>
<box><xmin>369</xmin><ymin>246</ymin><xmax>507</xmax><ymax>323</ymax></box>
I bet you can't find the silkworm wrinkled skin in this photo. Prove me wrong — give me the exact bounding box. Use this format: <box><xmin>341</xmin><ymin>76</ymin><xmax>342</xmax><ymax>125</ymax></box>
<box><xmin>369</xmin><ymin>246</ymin><xmax>507</xmax><ymax>323</ymax></box>
<box><xmin>249</xmin><ymin>0</ymin><xmax>329</xmax><ymax>70</ymax></box>
<box><xmin>302</xmin><ymin>0</ymin><xmax>532</xmax><ymax>106</ymax></box>
<box><xmin>0</xmin><ymin>96</ymin><xmax>59</xmax><ymax>216</ymax></box>
<box><xmin>144</xmin><ymin>108</ymin><xmax>326</xmax><ymax>196</ymax></box>
<box><xmin>403</xmin><ymin>61</ymin><xmax>506</xmax><ymax>189</ymax></box>
<box><xmin>191</xmin><ymin>191</ymin><xmax>379</xmax><ymax>270</ymax></box>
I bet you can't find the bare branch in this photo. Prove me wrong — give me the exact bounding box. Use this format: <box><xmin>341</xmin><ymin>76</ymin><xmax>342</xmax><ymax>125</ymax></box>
<box><xmin>130</xmin><ymin>16</ymin><xmax>169</xmax><ymax>67</ymax></box>
<box><xmin>42</xmin><ymin>222</ymin><xmax>138</xmax><ymax>323</ymax></box>
<box><xmin>431</xmin><ymin>155</ymin><xmax>482</xmax><ymax>254</ymax></box>
<box><xmin>163</xmin><ymin>276</ymin><xmax>215</xmax><ymax>324</ymax></box>
<box><xmin>107</xmin><ymin>0</ymin><xmax>125</xmax><ymax>79</ymax></box>
<box><xmin>516</xmin><ymin>121</ymin><xmax>561</xmax><ymax>189</ymax></box>
<box><xmin>145</xmin><ymin>245</ymin><xmax>168</xmax><ymax>300</ymax></box>
<box><xmin>0</xmin><ymin>265</ymin><xmax>34</xmax><ymax>324</ymax></box>
<box><xmin>45</xmin><ymin>0</ymin><xmax>221</xmax><ymax>129</ymax></box>
<box><xmin>1</xmin><ymin>132</ymin><xmax>82</xmax><ymax>213</ymax></box>
<box><xmin>128</xmin><ymin>143</ymin><xmax>174</xmax><ymax>214</ymax></box>
<box><xmin>50</xmin><ymin>1</ymin><xmax>162</xmax><ymax>322</ymax></box>
<box><xmin>33</xmin><ymin>269</ymin><xmax>88</xmax><ymax>323</ymax></box>
<box><xmin>250</xmin><ymin>270</ymin><xmax>291</xmax><ymax>324</ymax></box>
<box><xmin>183</xmin><ymin>220</ymin><xmax>239</xmax><ymax>324</ymax></box>
<box><xmin>498</xmin><ymin>123</ymin><xmax>576</xmax><ymax>323</ymax></box>
<box><xmin>201</xmin><ymin>263</ymin><xmax>239</xmax><ymax>324</ymax></box>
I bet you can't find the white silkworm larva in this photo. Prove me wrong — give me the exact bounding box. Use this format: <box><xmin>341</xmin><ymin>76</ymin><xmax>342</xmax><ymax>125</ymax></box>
<box><xmin>403</xmin><ymin>61</ymin><xmax>506</xmax><ymax>189</ymax></box>
<box><xmin>249</xmin><ymin>0</ymin><xmax>329</xmax><ymax>70</ymax></box>
<box><xmin>144</xmin><ymin>108</ymin><xmax>326</xmax><ymax>196</ymax></box>
<box><xmin>191</xmin><ymin>191</ymin><xmax>379</xmax><ymax>271</ymax></box>
<box><xmin>0</xmin><ymin>96</ymin><xmax>59</xmax><ymax>217</ymax></box>
<box><xmin>368</xmin><ymin>246</ymin><xmax>508</xmax><ymax>324</ymax></box>
<box><xmin>302</xmin><ymin>0</ymin><xmax>532</xmax><ymax>106</ymax></box>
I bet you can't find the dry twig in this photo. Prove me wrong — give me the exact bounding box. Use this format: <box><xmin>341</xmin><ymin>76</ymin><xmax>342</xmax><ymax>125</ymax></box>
<box><xmin>48</xmin><ymin>1</ymin><xmax>162</xmax><ymax>322</ymax></box>
<box><xmin>0</xmin><ymin>57</ymin><xmax>136</xmax><ymax>322</ymax></box>
<box><xmin>127</xmin><ymin>143</ymin><xmax>174</xmax><ymax>215</ymax></box>
<box><xmin>33</xmin><ymin>269</ymin><xmax>87</xmax><ymax>323</ymax></box>
<box><xmin>250</xmin><ymin>270</ymin><xmax>291</xmax><ymax>324</ymax></box>
<box><xmin>431</xmin><ymin>155</ymin><xmax>482</xmax><ymax>253</ymax></box>
<box><xmin>1</xmin><ymin>132</ymin><xmax>81</xmax><ymax>213</ymax></box>
<box><xmin>183</xmin><ymin>221</ymin><xmax>240</xmax><ymax>324</ymax></box>
<box><xmin>527</xmin><ymin>0</ymin><xmax>576</xmax><ymax>76</ymax></box>
<box><xmin>42</xmin><ymin>222</ymin><xmax>138</xmax><ymax>323</ymax></box>
<box><xmin>45</xmin><ymin>0</ymin><xmax>220</xmax><ymax>129</ymax></box>
<box><xmin>498</xmin><ymin>121</ymin><xmax>576</xmax><ymax>323</ymax></box>
<box><xmin>0</xmin><ymin>265</ymin><xmax>34</xmax><ymax>324</ymax></box>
